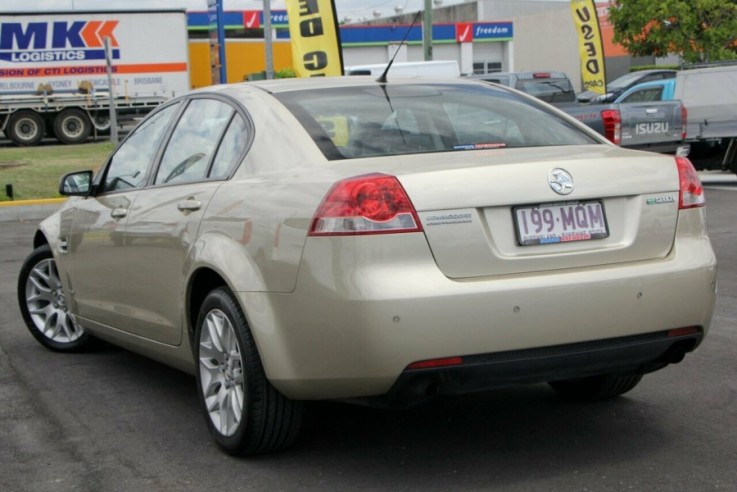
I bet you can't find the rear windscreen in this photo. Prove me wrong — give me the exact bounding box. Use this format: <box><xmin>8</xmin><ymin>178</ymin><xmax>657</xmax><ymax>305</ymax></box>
<box><xmin>275</xmin><ymin>83</ymin><xmax>597</xmax><ymax>160</ymax></box>
<box><xmin>513</xmin><ymin>78</ymin><xmax>576</xmax><ymax>103</ymax></box>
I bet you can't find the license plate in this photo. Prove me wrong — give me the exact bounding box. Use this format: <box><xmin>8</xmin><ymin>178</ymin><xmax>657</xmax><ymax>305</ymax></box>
<box><xmin>513</xmin><ymin>200</ymin><xmax>609</xmax><ymax>246</ymax></box>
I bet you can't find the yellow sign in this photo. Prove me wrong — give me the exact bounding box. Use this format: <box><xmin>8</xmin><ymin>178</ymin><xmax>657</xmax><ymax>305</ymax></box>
<box><xmin>570</xmin><ymin>0</ymin><xmax>607</xmax><ymax>95</ymax></box>
<box><xmin>286</xmin><ymin>0</ymin><xmax>344</xmax><ymax>77</ymax></box>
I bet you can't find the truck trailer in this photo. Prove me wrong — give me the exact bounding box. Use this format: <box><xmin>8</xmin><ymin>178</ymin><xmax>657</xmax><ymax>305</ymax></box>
<box><xmin>0</xmin><ymin>10</ymin><xmax>190</xmax><ymax>146</ymax></box>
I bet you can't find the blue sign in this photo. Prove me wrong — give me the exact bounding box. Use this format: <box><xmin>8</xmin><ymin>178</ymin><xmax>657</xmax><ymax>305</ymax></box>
<box><xmin>188</xmin><ymin>10</ymin><xmax>289</xmax><ymax>29</ymax></box>
<box><xmin>187</xmin><ymin>12</ymin><xmax>513</xmax><ymax>46</ymax></box>
<box><xmin>472</xmin><ymin>22</ymin><xmax>514</xmax><ymax>40</ymax></box>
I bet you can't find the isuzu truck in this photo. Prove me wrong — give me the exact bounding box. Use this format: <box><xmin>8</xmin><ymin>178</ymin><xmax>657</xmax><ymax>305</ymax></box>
<box><xmin>615</xmin><ymin>64</ymin><xmax>737</xmax><ymax>173</ymax></box>
<box><xmin>0</xmin><ymin>10</ymin><xmax>190</xmax><ymax>145</ymax></box>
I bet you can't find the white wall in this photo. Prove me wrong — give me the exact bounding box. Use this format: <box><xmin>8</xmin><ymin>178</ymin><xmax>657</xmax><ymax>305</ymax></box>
<box><xmin>516</xmin><ymin>12</ymin><xmax>581</xmax><ymax>90</ymax></box>
<box><xmin>341</xmin><ymin>1</ymin><xmax>583</xmax><ymax>89</ymax></box>
<box><xmin>472</xmin><ymin>42</ymin><xmax>504</xmax><ymax>72</ymax></box>
<box><xmin>341</xmin><ymin>46</ymin><xmax>391</xmax><ymax>66</ymax></box>
<box><xmin>478</xmin><ymin>0</ymin><xmax>569</xmax><ymax>18</ymax></box>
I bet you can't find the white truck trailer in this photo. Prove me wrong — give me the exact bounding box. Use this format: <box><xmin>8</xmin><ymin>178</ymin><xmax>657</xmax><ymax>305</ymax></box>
<box><xmin>0</xmin><ymin>10</ymin><xmax>190</xmax><ymax>146</ymax></box>
<box><xmin>674</xmin><ymin>64</ymin><xmax>737</xmax><ymax>173</ymax></box>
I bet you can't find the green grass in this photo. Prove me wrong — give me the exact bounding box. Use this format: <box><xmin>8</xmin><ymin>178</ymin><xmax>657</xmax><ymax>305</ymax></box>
<box><xmin>0</xmin><ymin>142</ymin><xmax>114</xmax><ymax>201</ymax></box>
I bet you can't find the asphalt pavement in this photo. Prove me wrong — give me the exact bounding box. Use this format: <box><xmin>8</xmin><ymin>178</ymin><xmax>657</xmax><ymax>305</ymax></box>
<box><xmin>1</xmin><ymin>173</ymin><xmax>736</xmax><ymax>491</ymax></box>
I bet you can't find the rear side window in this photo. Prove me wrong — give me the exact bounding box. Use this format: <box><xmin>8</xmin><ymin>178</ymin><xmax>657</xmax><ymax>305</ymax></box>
<box><xmin>620</xmin><ymin>87</ymin><xmax>664</xmax><ymax>103</ymax></box>
<box><xmin>514</xmin><ymin>77</ymin><xmax>575</xmax><ymax>103</ymax></box>
<box><xmin>210</xmin><ymin>114</ymin><xmax>248</xmax><ymax>179</ymax></box>
<box><xmin>275</xmin><ymin>83</ymin><xmax>597</xmax><ymax>160</ymax></box>
<box><xmin>155</xmin><ymin>99</ymin><xmax>233</xmax><ymax>185</ymax></box>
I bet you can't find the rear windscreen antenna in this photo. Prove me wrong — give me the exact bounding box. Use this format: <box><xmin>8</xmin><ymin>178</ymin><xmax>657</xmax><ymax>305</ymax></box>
<box><xmin>376</xmin><ymin>10</ymin><xmax>422</xmax><ymax>84</ymax></box>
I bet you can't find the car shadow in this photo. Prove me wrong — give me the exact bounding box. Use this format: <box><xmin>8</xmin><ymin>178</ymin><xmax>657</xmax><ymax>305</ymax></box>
<box><xmin>275</xmin><ymin>385</ymin><xmax>669</xmax><ymax>487</ymax></box>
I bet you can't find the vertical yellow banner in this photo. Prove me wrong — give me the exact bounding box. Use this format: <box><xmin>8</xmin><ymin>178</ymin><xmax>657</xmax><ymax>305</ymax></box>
<box><xmin>286</xmin><ymin>0</ymin><xmax>344</xmax><ymax>77</ymax></box>
<box><xmin>570</xmin><ymin>0</ymin><xmax>607</xmax><ymax>95</ymax></box>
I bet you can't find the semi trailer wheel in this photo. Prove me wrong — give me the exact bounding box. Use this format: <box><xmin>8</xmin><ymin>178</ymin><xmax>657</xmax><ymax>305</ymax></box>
<box><xmin>6</xmin><ymin>110</ymin><xmax>45</xmax><ymax>146</ymax></box>
<box><xmin>53</xmin><ymin>108</ymin><xmax>92</xmax><ymax>144</ymax></box>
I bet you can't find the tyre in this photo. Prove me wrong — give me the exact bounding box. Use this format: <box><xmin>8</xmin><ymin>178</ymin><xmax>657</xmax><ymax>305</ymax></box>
<box><xmin>6</xmin><ymin>110</ymin><xmax>45</xmax><ymax>146</ymax></box>
<box><xmin>91</xmin><ymin>112</ymin><xmax>111</xmax><ymax>134</ymax></box>
<box><xmin>195</xmin><ymin>287</ymin><xmax>302</xmax><ymax>455</ymax></box>
<box><xmin>17</xmin><ymin>244</ymin><xmax>91</xmax><ymax>352</ymax></box>
<box><xmin>549</xmin><ymin>373</ymin><xmax>643</xmax><ymax>401</ymax></box>
<box><xmin>53</xmin><ymin>108</ymin><xmax>91</xmax><ymax>144</ymax></box>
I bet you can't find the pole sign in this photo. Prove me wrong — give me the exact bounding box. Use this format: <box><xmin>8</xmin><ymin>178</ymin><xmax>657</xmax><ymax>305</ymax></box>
<box><xmin>207</xmin><ymin>0</ymin><xmax>226</xmax><ymax>84</ymax></box>
<box><xmin>286</xmin><ymin>0</ymin><xmax>343</xmax><ymax>77</ymax></box>
<box><xmin>570</xmin><ymin>0</ymin><xmax>606</xmax><ymax>95</ymax></box>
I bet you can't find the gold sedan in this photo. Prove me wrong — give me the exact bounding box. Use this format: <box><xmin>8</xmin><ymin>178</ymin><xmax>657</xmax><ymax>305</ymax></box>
<box><xmin>18</xmin><ymin>77</ymin><xmax>717</xmax><ymax>456</ymax></box>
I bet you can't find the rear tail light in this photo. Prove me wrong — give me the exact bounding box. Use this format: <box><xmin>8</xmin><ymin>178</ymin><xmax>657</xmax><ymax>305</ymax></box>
<box><xmin>309</xmin><ymin>173</ymin><xmax>423</xmax><ymax>236</ymax></box>
<box><xmin>601</xmin><ymin>109</ymin><xmax>622</xmax><ymax>145</ymax></box>
<box><xmin>667</xmin><ymin>326</ymin><xmax>701</xmax><ymax>337</ymax></box>
<box><xmin>680</xmin><ymin>105</ymin><xmax>688</xmax><ymax>140</ymax></box>
<box><xmin>532</xmin><ymin>72</ymin><xmax>551</xmax><ymax>78</ymax></box>
<box><xmin>676</xmin><ymin>156</ymin><xmax>705</xmax><ymax>209</ymax></box>
<box><xmin>407</xmin><ymin>356</ymin><xmax>464</xmax><ymax>370</ymax></box>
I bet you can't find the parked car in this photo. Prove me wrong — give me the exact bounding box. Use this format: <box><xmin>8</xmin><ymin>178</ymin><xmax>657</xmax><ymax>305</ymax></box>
<box><xmin>577</xmin><ymin>69</ymin><xmax>677</xmax><ymax>104</ymax></box>
<box><xmin>18</xmin><ymin>76</ymin><xmax>717</xmax><ymax>456</ymax></box>
<box><xmin>466</xmin><ymin>71</ymin><xmax>576</xmax><ymax>104</ymax></box>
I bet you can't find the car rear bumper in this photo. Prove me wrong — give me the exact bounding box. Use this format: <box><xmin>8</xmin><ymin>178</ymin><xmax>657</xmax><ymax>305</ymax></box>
<box><xmin>239</xmin><ymin>214</ymin><xmax>717</xmax><ymax>401</ymax></box>
<box><xmin>360</xmin><ymin>328</ymin><xmax>702</xmax><ymax>408</ymax></box>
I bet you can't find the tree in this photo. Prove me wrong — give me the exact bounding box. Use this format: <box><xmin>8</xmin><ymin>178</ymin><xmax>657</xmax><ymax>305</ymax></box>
<box><xmin>608</xmin><ymin>0</ymin><xmax>737</xmax><ymax>63</ymax></box>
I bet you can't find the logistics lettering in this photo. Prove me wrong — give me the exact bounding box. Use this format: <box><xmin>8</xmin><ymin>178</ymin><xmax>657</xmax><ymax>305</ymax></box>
<box><xmin>0</xmin><ymin>20</ymin><xmax>120</xmax><ymax>63</ymax></box>
<box><xmin>0</xmin><ymin>65</ymin><xmax>118</xmax><ymax>77</ymax></box>
<box><xmin>6</xmin><ymin>50</ymin><xmax>84</xmax><ymax>62</ymax></box>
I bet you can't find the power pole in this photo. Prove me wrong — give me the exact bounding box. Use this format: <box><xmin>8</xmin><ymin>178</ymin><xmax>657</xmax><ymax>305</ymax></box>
<box><xmin>264</xmin><ymin>0</ymin><xmax>274</xmax><ymax>79</ymax></box>
<box><xmin>423</xmin><ymin>0</ymin><xmax>433</xmax><ymax>60</ymax></box>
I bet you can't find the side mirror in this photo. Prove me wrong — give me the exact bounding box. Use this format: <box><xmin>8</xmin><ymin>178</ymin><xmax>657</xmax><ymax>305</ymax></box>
<box><xmin>59</xmin><ymin>170</ymin><xmax>93</xmax><ymax>196</ymax></box>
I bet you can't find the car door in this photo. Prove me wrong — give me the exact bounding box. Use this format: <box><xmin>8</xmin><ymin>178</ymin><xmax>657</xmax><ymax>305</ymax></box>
<box><xmin>121</xmin><ymin>96</ymin><xmax>250</xmax><ymax>345</ymax></box>
<box><xmin>62</xmin><ymin>102</ymin><xmax>182</xmax><ymax>329</ymax></box>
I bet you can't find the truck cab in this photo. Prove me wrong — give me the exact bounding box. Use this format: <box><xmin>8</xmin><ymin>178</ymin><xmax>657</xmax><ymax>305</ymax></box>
<box><xmin>615</xmin><ymin>80</ymin><xmax>676</xmax><ymax>104</ymax></box>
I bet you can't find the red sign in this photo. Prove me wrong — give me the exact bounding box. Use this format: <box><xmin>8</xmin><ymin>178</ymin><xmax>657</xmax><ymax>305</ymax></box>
<box><xmin>456</xmin><ymin>22</ymin><xmax>473</xmax><ymax>43</ymax></box>
<box><xmin>243</xmin><ymin>10</ymin><xmax>260</xmax><ymax>29</ymax></box>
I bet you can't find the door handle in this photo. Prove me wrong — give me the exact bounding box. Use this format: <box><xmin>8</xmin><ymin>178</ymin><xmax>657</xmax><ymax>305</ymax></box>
<box><xmin>111</xmin><ymin>207</ymin><xmax>128</xmax><ymax>219</ymax></box>
<box><xmin>58</xmin><ymin>237</ymin><xmax>69</xmax><ymax>254</ymax></box>
<box><xmin>645</xmin><ymin>108</ymin><xmax>658</xmax><ymax>114</ymax></box>
<box><xmin>177</xmin><ymin>199</ymin><xmax>202</xmax><ymax>212</ymax></box>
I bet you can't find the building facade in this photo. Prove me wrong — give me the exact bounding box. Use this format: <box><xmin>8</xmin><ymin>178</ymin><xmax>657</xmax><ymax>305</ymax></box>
<box><xmin>187</xmin><ymin>1</ymin><xmax>655</xmax><ymax>92</ymax></box>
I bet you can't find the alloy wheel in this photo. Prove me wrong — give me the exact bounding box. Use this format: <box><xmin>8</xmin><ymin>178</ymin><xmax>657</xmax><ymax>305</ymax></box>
<box><xmin>24</xmin><ymin>258</ymin><xmax>82</xmax><ymax>343</ymax></box>
<box><xmin>198</xmin><ymin>309</ymin><xmax>245</xmax><ymax>437</ymax></box>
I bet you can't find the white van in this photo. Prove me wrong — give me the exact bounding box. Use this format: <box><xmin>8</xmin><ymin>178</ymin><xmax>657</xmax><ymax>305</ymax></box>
<box><xmin>345</xmin><ymin>60</ymin><xmax>461</xmax><ymax>78</ymax></box>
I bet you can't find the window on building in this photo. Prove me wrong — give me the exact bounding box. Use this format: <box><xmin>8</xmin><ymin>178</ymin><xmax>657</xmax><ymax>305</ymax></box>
<box><xmin>473</xmin><ymin>61</ymin><xmax>503</xmax><ymax>75</ymax></box>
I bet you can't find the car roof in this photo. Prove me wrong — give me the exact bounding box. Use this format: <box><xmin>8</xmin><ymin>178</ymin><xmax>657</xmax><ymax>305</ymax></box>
<box><xmin>624</xmin><ymin>78</ymin><xmax>675</xmax><ymax>90</ymax></box>
<box><xmin>466</xmin><ymin>71</ymin><xmax>569</xmax><ymax>79</ymax></box>
<box><xmin>633</xmin><ymin>69</ymin><xmax>677</xmax><ymax>75</ymax></box>
<box><xmin>624</xmin><ymin>69</ymin><xmax>677</xmax><ymax>81</ymax></box>
<box><xmin>222</xmin><ymin>76</ymin><xmax>483</xmax><ymax>94</ymax></box>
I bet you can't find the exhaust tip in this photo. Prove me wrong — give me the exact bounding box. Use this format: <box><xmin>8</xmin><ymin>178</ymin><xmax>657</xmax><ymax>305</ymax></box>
<box><xmin>406</xmin><ymin>377</ymin><xmax>440</xmax><ymax>398</ymax></box>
